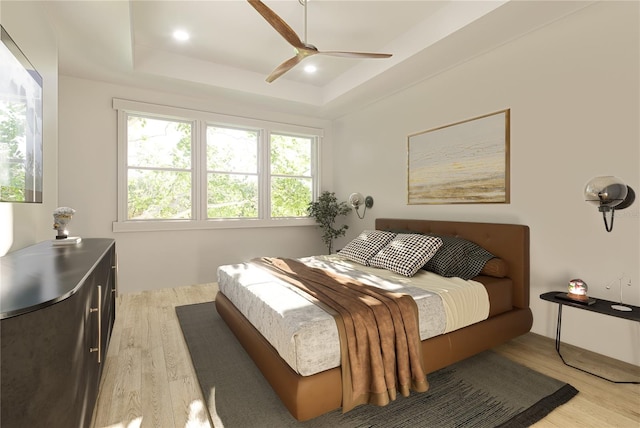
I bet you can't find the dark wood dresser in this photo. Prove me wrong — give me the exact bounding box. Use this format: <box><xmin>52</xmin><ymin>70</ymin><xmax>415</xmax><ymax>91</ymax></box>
<box><xmin>0</xmin><ymin>238</ymin><xmax>117</xmax><ymax>428</ymax></box>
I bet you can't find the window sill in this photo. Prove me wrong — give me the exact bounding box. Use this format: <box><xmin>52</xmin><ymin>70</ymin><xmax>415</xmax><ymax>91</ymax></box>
<box><xmin>112</xmin><ymin>218</ymin><xmax>317</xmax><ymax>233</ymax></box>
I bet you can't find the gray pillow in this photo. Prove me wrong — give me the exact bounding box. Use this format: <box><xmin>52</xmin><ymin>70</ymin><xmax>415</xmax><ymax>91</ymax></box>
<box><xmin>423</xmin><ymin>235</ymin><xmax>496</xmax><ymax>280</ymax></box>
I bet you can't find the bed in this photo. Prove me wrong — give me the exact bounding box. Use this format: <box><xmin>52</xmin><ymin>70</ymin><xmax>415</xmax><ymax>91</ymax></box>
<box><xmin>215</xmin><ymin>218</ymin><xmax>532</xmax><ymax>421</ymax></box>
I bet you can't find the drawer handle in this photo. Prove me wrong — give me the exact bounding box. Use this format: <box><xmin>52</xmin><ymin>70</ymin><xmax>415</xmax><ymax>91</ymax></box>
<box><xmin>89</xmin><ymin>285</ymin><xmax>102</xmax><ymax>363</ymax></box>
<box><xmin>111</xmin><ymin>263</ymin><xmax>118</xmax><ymax>296</ymax></box>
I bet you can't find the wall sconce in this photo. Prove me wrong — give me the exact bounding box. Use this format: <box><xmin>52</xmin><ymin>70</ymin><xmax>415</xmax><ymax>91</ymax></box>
<box><xmin>584</xmin><ymin>176</ymin><xmax>635</xmax><ymax>232</ymax></box>
<box><xmin>348</xmin><ymin>192</ymin><xmax>374</xmax><ymax>219</ymax></box>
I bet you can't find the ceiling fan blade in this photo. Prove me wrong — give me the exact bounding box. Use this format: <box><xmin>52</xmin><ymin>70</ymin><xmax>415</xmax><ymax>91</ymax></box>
<box><xmin>265</xmin><ymin>54</ymin><xmax>305</xmax><ymax>83</ymax></box>
<box><xmin>318</xmin><ymin>51</ymin><xmax>393</xmax><ymax>59</ymax></box>
<box><xmin>247</xmin><ymin>0</ymin><xmax>305</xmax><ymax>49</ymax></box>
<box><xmin>248</xmin><ymin>0</ymin><xmax>393</xmax><ymax>83</ymax></box>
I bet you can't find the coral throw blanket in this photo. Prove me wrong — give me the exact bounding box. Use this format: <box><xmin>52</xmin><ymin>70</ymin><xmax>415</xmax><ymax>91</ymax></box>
<box><xmin>251</xmin><ymin>257</ymin><xmax>429</xmax><ymax>412</ymax></box>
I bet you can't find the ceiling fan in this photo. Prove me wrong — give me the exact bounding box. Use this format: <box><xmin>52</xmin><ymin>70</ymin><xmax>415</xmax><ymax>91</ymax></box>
<box><xmin>247</xmin><ymin>0</ymin><xmax>393</xmax><ymax>83</ymax></box>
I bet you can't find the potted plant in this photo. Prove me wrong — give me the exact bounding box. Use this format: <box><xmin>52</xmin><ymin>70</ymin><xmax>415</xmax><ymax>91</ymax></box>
<box><xmin>307</xmin><ymin>191</ymin><xmax>351</xmax><ymax>254</ymax></box>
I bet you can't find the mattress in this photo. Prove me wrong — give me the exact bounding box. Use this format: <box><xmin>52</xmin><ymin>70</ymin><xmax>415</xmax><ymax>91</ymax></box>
<box><xmin>217</xmin><ymin>255</ymin><xmax>490</xmax><ymax>376</ymax></box>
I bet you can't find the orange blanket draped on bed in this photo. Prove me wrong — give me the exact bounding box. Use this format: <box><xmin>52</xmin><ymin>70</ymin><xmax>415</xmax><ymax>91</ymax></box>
<box><xmin>251</xmin><ymin>257</ymin><xmax>429</xmax><ymax>413</ymax></box>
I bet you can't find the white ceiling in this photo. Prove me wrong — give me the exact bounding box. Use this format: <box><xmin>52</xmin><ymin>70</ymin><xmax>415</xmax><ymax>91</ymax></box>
<box><xmin>43</xmin><ymin>0</ymin><xmax>595</xmax><ymax>118</ymax></box>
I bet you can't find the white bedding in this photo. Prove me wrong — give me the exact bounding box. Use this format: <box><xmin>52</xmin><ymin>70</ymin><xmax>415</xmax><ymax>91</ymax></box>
<box><xmin>217</xmin><ymin>255</ymin><xmax>489</xmax><ymax>376</ymax></box>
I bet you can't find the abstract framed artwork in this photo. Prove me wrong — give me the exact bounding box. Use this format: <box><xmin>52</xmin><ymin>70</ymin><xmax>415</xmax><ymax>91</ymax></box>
<box><xmin>408</xmin><ymin>109</ymin><xmax>510</xmax><ymax>205</ymax></box>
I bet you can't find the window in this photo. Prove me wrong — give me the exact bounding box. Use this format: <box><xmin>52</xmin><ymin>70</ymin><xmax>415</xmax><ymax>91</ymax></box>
<box><xmin>269</xmin><ymin>133</ymin><xmax>314</xmax><ymax>218</ymax></box>
<box><xmin>206</xmin><ymin>126</ymin><xmax>259</xmax><ymax>219</ymax></box>
<box><xmin>113</xmin><ymin>99</ymin><xmax>321</xmax><ymax>231</ymax></box>
<box><xmin>127</xmin><ymin>116</ymin><xmax>193</xmax><ymax>220</ymax></box>
<box><xmin>205</xmin><ymin>128</ymin><xmax>314</xmax><ymax>219</ymax></box>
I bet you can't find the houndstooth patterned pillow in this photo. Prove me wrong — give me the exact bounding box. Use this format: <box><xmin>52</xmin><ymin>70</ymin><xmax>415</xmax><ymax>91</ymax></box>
<box><xmin>422</xmin><ymin>235</ymin><xmax>496</xmax><ymax>280</ymax></box>
<box><xmin>369</xmin><ymin>234</ymin><xmax>443</xmax><ymax>277</ymax></box>
<box><xmin>338</xmin><ymin>230</ymin><xmax>397</xmax><ymax>266</ymax></box>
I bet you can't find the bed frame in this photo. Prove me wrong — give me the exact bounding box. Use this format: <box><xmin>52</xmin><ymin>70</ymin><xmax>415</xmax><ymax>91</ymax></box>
<box><xmin>215</xmin><ymin>218</ymin><xmax>533</xmax><ymax>421</ymax></box>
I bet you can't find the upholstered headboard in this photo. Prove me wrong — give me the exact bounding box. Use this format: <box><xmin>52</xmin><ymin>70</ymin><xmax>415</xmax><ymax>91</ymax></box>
<box><xmin>375</xmin><ymin>218</ymin><xmax>530</xmax><ymax>309</ymax></box>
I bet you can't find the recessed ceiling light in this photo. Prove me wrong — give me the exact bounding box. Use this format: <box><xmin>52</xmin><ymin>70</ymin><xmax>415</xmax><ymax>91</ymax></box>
<box><xmin>173</xmin><ymin>30</ymin><xmax>190</xmax><ymax>41</ymax></box>
<box><xmin>304</xmin><ymin>65</ymin><xmax>317</xmax><ymax>74</ymax></box>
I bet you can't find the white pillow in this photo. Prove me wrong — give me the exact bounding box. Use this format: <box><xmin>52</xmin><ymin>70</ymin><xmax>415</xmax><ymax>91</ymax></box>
<box><xmin>369</xmin><ymin>234</ymin><xmax>443</xmax><ymax>277</ymax></box>
<box><xmin>338</xmin><ymin>230</ymin><xmax>397</xmax><ymax>266</ymax></box>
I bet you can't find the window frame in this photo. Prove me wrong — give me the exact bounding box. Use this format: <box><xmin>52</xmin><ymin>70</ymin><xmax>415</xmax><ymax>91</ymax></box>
<box><xmin>266</xmin><ymin>130</ymin><xmax>317</xmax><ymax>219</ymax></box>
<box><xmin>113</xmin><ymin>99</ymin><xmax>321</xmax><ymax>232</ymax></box>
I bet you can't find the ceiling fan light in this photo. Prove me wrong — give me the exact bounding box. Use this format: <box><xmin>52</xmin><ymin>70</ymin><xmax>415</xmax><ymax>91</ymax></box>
<box><xmin>304</xmin><ymin>64</ymin><xmax>317</xmax><ymax>73</ymax></box>
<box><xmin>173</xmin><ymin>30</ymin><xmax>190</xmax><ymax>41</ymax></box>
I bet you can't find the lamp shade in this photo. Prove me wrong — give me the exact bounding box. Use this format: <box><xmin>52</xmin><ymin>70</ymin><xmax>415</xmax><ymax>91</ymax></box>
<box><xmin>348</xmin><ymin>192</ymin><xmax>364</xmax><ymax>208</ymax></box>
<box><xmin>584</xmin><ymin>176</ymin><xmax>628</xmax><ymax>209</ymax></box>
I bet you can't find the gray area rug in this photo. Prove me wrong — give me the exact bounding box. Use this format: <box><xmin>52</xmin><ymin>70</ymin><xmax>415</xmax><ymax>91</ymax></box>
<box><xmin>176</xmin><ymin>302</ymin><xmax>578</xmax><ymax>428</ymax></box>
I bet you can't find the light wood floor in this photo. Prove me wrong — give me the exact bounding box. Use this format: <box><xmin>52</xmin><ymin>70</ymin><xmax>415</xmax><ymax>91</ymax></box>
<box><xmin>91</xmin><ymin>284</ymin><xmax>640</xmax><ymax>428</ymax></box>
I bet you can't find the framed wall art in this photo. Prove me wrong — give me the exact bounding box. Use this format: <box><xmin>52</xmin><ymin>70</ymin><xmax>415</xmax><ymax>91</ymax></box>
<box><xmin>0</xmin><ymin>25</ymin><xmax>43</xmax><ymax>203</ymax></box>
<box><xmin>408</xmin><ymin>109</ymin><xmax>510</xmax><ymax>205</ymax></box>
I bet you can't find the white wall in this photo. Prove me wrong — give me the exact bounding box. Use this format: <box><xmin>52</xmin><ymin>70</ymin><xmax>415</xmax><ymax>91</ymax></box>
<box><xmin>8</xmin><ymin>0</ymin><xmax>639</xmax><ymax>366</ymax></box>
<box><xmin>57</xmin><ymin>76</ymin><xmax>333</xmax><ymax>293</ymax></box>
<box><xmin>331</xmin><ymin>1</ymin><xmax>639</xmax><ymax>365</ymax></box>
<box><xmin>0</xmin><ymin>0</ymin><xmax>59</xmax><ymax>255</ymax></box>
